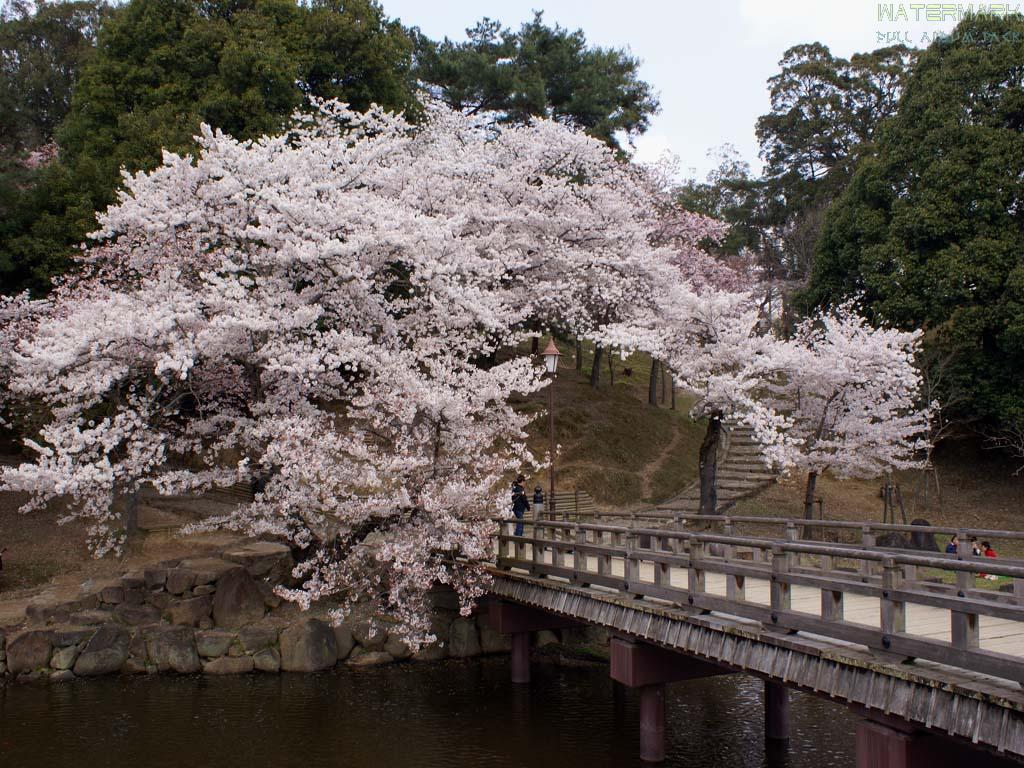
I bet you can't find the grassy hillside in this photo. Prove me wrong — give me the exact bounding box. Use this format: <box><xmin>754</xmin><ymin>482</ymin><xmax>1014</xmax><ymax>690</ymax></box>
<box><xmin>513</xmin><ymin>342</ymin><xmax>705</xmax><ymax>509</ymax></box>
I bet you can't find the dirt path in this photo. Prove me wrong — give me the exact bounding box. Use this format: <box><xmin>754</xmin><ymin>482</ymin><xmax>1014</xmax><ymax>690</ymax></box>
<box><xmin>639</xmin><ymin>420</ymin><xmax>682</xmax><ymax>501</ymax></box>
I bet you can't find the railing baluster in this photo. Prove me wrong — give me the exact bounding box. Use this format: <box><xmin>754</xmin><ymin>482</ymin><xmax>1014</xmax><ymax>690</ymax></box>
<box><xmin>951</xmin><ymin>568</ymin><xmax>980</xmax><ymax>649</ymax></box>
<box><xmin>573</xmin><ymin>524</ymin><xmax>590</xmax><ymax>587</ymax></box>
<box><xmin>626</xmin><ymin>533</ymin><xmax>642</xmax><ymax>598</ymax></box>
<box><xmin>770</xmin><ymin>544</ymin><xmax>791</xmax><ymax>617</ymax></box>
<box><xmin>860</xmin><ymin>525</ymin><xmax>876</xmax><ymax>579</ymax></box>
<box><xmin>689</xmin><ymin>539</ymin><xmax>706</xmax><ymax>596</ymax></box>
<box><xmin>531</xmin><ymin>524</ymin><xmax>543</xmax><ymax>576</ymax></box>
<box><xmin>881</xmin><ymin>557</ymin><xmax>906</xmax><ymax>640</ymax></box>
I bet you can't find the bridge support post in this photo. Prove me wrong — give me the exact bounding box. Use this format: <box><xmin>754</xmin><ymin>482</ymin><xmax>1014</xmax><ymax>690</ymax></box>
<box><xmin>489</xmin><ymin>601</ymin><xmax>579</xmax><ymax>685</ymax></box>
<box><xmin>609</xmin><ymin>637</ymin><xmax>731</xmax><ymax>764</ymax></box>
<box><xmin>764</xmin><ymin>681</ymin><xmax>790</xmax><ymax>741</ymax></box>
<box><xmin>639</xmin><ymin>684</ymin><xmax>666</xmax><ymax>763</ymax></box>
<box><xmin>510</xmin><ymin>632</ymin><xmax>530</xmax><ymax>684</ymax></box>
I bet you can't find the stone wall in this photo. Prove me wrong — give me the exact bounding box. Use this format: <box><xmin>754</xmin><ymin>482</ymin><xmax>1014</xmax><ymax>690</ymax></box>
<box><xmin>0</xmin><ymin>542</ymin><xmax>514</xmax><ymax>684</ymax></box>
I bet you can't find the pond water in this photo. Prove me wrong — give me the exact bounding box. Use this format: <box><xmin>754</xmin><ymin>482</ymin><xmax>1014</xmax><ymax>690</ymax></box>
<box><xmin>0</xmin><ymin>658</ymin><xmax>858</xmax><ymax>768</ymax></box>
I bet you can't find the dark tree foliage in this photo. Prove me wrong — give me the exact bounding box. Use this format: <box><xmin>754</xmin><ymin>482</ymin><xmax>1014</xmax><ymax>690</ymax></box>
<box><xmin>754</xmin><ymin>42</ymin><xmax>917</xmax><ymax>280</ymax></box>
<box><xmin>0</xmin><ymin>0</ymin><xmax>107</xmax><ymax>153</ymax></box>
<box><xmin>808</xmin><ymin>13</ymin><xmax>1024</xmax><ymax>427</ymax></box>
<box><xmin>0</xmin><ymin>0</ymin><xmax>416</xmax><ymax>296</ymax></box>
<box><xmin>412</xmin><ymin>12</ymin><xmax>659</xmax><ymax>150</ymax></box>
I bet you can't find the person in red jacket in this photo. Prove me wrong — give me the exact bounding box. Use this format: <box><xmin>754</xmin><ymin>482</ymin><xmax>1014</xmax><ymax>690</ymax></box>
<box><xmin>981</xmin><ymin>541</ymin><xmax>998</xmax><ymax>580</ymax></box>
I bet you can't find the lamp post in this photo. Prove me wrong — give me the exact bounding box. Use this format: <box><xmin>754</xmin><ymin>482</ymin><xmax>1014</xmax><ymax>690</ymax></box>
<box><xmin>542</xmin><ymin>339</ymin><xmax>561</xmax><ymax>519</ymax></box>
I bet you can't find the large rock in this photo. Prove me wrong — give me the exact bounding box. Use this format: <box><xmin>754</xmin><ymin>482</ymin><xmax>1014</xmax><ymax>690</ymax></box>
<box><xmin>238</xmin><ymin>626</ymin><xmax>278</xmax><ymax>654</ymax></box>
<box><xmin>212</xmin><ymin>568</ymin><xmax>264</xmax><ymax>629</ymax></box>
<box><xmin>411</xmin><ymin>644</ymin><xmax>448</xmax><ymax>662</ymax></box>
<box><xmin>479</xmin><ymin>625</ymin><xmax>512</xmax><ymax>654</ymax></box>
<box><xmin>165</xmin><ymin>568</ymin><xmax>196</xmax><ymax>595</ymax></box>
<box><xmin>448</xmin><ymin>618</ymin><xmax>481</xmax><ymax>658</ymax></box>
<box><xmin>222</xmin><ymin>542</ymin><xmax>294</xmax><ymax>582</ymax></box>
<box><xmin>351</xmin><ymin>619</ymin><xmax>387</xmax><ymax>651</ymax></box>
<box><xmin>144</xmin><ymin>568</ymin><xmax>167</xmax><ymax>590</ymax></box>
<box><xmin>50</xmin><ymin>645</ymin><xmax>80</xmax><ymax>670</ymax></box>
<box><xmin>383</xmin><ymin>635</ymin><xmax>412</xmax><ymax>660</ymax></box>
<box><xmin>164</xmin><ymin>595</ymin><xmax>213</xmax><ymax>627</ymax></box>
<box><xmin>73</xmin><ymin>624</ymin><xmax>130</xmax><ymax>676</ymax></box>
<box><xmin>203</xmin><ymin>655</ymin><xmax>254</xmax><ymax>675</ymax></box>
<box><xmin>535</xmin><ymin>629</ymin><xmax>560</xmax><ymax>647</ymax></box>
<box><xmin>99</xmin><ymin>585</ymin><xmax>125</xmax><ymax>605</ymax></box>
<box><xmin>195</xmin><ymin>630</ymin><xmax>236</xmax><ymax>658</ymax></box>
<box><xmin>279</xmin><ymin>619</ymin><xmax>338</xmax><ymax>672</ymax></box>
<box><xmin>253</xmin><ymin>647</ymin><xmax>280</xmax><ymax>673</ymax></box>
<box><xmin>179</xmin><ymin>557</ymin><xmax>237</xmax><ymax>585</ymax></box>
<box><xmin>25</xmin><ymin>602</ymin><xmax>70</xmax><ymax>627</ymax></box>
<box><xmin>113</xmin><ymin>603</ymin><xmax>161</xmax><ymax>626</ymax></box>
<box><xmin>70</xmin><ymin>610</ymin><xmax>113</xmax><ymax>626</ymax></box>
<box><xmin>52</xmin><ymin>626</ymin><xmax>96</xmax><ymax>647</ymax></box>
<box><xmin>333</xmin><ymin>624</ymin><xmax>355</xmax><ymax>661</ymax></box>
<box><xmin>145</xmin><ymin>626</ymin><xmax>201</xmax><ymax>674</ymax></box>
<box><xmin>910</xmin><ymin>518</ymin><xmax>940</xmax><ymax>552</ymax></box>
<box><xmin>347</xmin><ymin>648</ymin><xmax>394</xmax><ymax>667</ymax></box>
<box><xmin>7</xmin><ymin>630</ymin><xmax>53</xmax><ymax>674</ymax></box>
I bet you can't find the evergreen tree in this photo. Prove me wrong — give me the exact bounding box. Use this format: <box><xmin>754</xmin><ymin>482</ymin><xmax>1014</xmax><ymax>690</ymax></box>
<box><xmin>808</xmin><ymin>13</ymin><xmax>1024</xmax><ymax>427</ymax></box>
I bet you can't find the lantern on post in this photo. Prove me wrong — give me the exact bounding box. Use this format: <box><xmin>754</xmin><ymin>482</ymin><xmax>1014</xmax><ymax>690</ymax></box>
<box><xmin>542</xmin><ymin>339</ymin><xmax>561</xmax><ymax>518</ymax></box>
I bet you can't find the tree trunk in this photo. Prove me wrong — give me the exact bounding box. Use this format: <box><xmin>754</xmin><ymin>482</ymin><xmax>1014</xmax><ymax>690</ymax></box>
<box><xmin>648</xmin><ymin>358</ymin><xmax>660</xmax><ymax>405</ymax></box>
<box><xmin>803</xmin><ymin>471</ymin><xmax>818</xmax><ymax>520</ymax></box>
<box><xmin>590</xmin><ymin>343</ymin><xmax>603</xmax><ymax>388</ymax></box>
<box><xmin>531</xmin><ymin>336</ymin><xmax>539</xmax><ymax>355</ymax></box>
<box><xmin>660</xmin><ymin>368</ymin><xmax>667</xmax><ymax>404</ymax></box>
<box><xmin>699</xmin><ymin>413</ymin><xmax>723</xmax><ymax>516</ymax></box>
<box><xmin>575</xmin><ymin>338</ymin><xmax>583</xmax><ymax>371</ymax></box>
<box><xmin>608</xmin><ymin>347</ymin><xmax>615</xmax><ymax>386</ymax></box>
<box><xmin>671</xmin><ymin>381</ymin><xmax>676</xmax><ymax>410</ymax></box>
<box><xmin>116</xmin><ymin>488</ymin><xmax>140</xmax><ymax>553</ymax></box>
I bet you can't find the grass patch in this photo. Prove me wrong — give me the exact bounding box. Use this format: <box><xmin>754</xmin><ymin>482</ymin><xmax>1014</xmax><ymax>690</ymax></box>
<box><xmin>517</xmin><ymin>341</ymin><xmax>703</xmax><ymax>509</ymax></box>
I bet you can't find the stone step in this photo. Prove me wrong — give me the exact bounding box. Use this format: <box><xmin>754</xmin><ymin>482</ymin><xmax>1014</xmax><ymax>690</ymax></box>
<box><xmin>716</xmin><ymin>470</ymin><xmax>776</xmax><ymax>481</ymax></box>
<box><xmin>137</xmin><ymin>505</ymin><xmax>186</xmax><ymax>532</ymax></box>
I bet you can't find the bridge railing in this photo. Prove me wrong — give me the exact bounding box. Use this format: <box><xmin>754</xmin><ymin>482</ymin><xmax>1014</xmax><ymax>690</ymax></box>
<box><xmin>538</xmin><ymin>509</ymin><xmax>1024</xmax><ymax>561</ymax></box>
<box><xmin>493</xmin><ymin>518</ymin><xmax>1024</xmax><ymax>684</ymax></box>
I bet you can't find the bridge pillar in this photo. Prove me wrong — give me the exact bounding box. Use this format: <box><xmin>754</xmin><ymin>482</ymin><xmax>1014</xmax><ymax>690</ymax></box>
<box><xmin>853</xmin><ymin>712</ymin><xmax>1013</xmax><ymax>768</ymax></box>
<box><xmin>610</xmin><ymin>637</ymin><xmax>730</xmax><ymax>763</ymax></box>
<box><xmin>489</xmin><ymin>601</ymin><xmax>579</xmax><ymax>685</ymax></box>
<box><xmin>510</xmin><ymin>632</ymin><xmax>530</xmax><ymax>684</ymax></box>
<box><xmin>639</xmin><ymin>684</ymin><xmax>666</xmax><ymax>763</ymax></box>
<box><xmin>764</xmin><ymin>681</ymin><xmax>790</xmax><ymax>742</ymax></box>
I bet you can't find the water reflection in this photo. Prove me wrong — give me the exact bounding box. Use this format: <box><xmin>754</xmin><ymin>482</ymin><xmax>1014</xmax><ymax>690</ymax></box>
<box><xmin>1</xmin><ymin>658</ymin><xmax>857</xmax><ymax>768</ymax></box>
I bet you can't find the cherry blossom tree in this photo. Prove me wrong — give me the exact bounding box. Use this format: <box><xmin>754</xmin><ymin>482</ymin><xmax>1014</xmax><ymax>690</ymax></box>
<box><xmin>768</xmin><ymin>303</ymin><xmax>932</xmax><ymax>520</ymax></box>
<box><xmin>0</xmin><ymin>100</ymin><xmax>682</xmax><ymax>641</ymax></box>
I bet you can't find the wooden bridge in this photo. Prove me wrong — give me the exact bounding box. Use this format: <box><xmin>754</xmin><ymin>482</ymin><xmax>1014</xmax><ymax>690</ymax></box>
<box><xmin>488</xmin><ymin>514</ymin><xmax>1024</xmax><ymax>765</ymax></box>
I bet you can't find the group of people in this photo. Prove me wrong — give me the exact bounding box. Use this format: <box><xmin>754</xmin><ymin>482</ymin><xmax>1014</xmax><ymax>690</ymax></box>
<box><xmin>945</xmin><ymin>534</ymin><xmax>1000</xmax><ymax>580</ymax></box>
<box><xmin>510</xmin><ymin>474</ymin><xmax>544</xmax><ymax>536</ymax></box>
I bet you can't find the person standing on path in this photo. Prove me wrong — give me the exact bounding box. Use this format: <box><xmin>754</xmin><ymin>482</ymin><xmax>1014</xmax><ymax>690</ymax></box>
<box><xmin>533</xmin><ymin>486</ymin><xmax>545</xmax><ymax>519</ymax></box>
<box><xmin>511</xmin><ymin>474</ymin><xmax>529</xmax><ymax>536</ymax></box>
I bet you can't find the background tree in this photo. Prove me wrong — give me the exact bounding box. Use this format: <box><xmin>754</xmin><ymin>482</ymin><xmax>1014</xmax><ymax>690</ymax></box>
<box><xmin>0</xmin><ymin>0</ymin><xmax>108</xmax><ymax>290</ymax></box>
<box><xmin>755</xmin><ymin>43</ymin><xmax>917</xmax><ymax>284</ymax></box>
<box><xmin>0</xmin><ymin>0</ymin><xmax>416</xmax><ymax>297</ymax></box>
<box><xmin>807</xmin><ymin>13</ymin><xmax>1024</xmax><ymax>433</ymax></box>
<box><xmin>413</xmin><ymin>12</ymin><xmax>659</xmax><ymax>151</ymax></box>
<box><xmin>769</xmin><ymin>304</ymin><xmax>931</xmax><ymax>520</ymax></box>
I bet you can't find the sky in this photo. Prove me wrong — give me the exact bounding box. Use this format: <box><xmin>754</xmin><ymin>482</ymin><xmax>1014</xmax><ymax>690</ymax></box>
<box><xmin>380</xmin><ymin>0</ymin><xmax>967</xmax><ymax>181</ymax></box>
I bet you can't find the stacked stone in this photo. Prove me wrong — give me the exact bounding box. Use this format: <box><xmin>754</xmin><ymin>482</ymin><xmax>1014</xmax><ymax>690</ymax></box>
<box><xmin>0</xmin><ymin>544</ymin><xmax>514</xmax><ymax>684</ymax></box>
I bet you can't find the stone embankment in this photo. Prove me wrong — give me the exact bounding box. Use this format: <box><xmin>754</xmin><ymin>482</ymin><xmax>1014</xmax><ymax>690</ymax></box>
<box><xmin>0</xmin><ymin>541</ymin><xmax>515</xmax><ymax>683</ymax></box>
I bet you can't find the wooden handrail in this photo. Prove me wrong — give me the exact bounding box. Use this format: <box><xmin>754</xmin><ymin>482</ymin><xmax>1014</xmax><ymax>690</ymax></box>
<box><xmin>491</xmin><ymin>516</ymin><xmax>1024</xmax><ymax>683</ymax></box>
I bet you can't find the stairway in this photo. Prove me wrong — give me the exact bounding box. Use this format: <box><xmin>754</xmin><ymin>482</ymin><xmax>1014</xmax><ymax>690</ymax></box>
<box><xmin>658</xmin><ymin>421</ymin><xmax>777</xmax><ymax>515</ymax></box>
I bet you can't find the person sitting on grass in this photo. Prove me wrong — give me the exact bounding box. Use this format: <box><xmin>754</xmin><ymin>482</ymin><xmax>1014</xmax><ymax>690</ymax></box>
<box><xmin>945</xmin><ymin>534</ymin><xmax>959</xmax><ymax>554</ymax></box>
<box><xmin>981</xmin><ymin>541</ymin><xmax>999</xmax><ymax>581</ymax></box>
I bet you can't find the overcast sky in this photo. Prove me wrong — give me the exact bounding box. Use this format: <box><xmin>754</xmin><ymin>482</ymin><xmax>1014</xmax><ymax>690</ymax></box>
<box><xmin>381</xmin><ymin>0</ymin><xmax>965</xmax><ymax>180</ymax></box>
